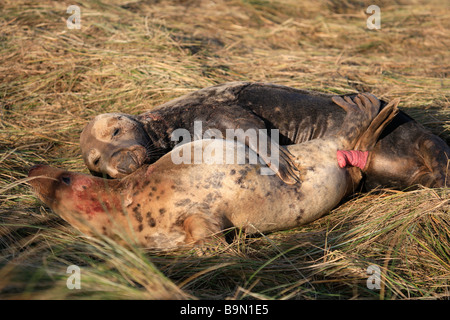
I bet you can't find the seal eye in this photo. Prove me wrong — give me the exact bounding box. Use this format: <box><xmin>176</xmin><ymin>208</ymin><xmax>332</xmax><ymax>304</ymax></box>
<box><xmin>61</xmin><ymin>176</ymin><xmax>71</xmax><ymax>185</ymax></box>
<box><xmin>112</xmin><ymin>128</ymin><xmax>120</xmax><ymax>137</ymax></box>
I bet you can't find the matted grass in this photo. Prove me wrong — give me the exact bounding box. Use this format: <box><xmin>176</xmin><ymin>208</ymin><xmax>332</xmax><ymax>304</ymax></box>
<box><xmin>0</xmin><ymin>0</ymin><xmax>449</xmax><ymax>299</ymax></box>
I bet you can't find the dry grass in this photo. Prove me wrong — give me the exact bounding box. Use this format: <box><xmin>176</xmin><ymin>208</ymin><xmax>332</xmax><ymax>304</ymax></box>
<box><xmin>0</xmin><ymin>0</ymin><xmax>449</xmax><ymax>299</ymax></box>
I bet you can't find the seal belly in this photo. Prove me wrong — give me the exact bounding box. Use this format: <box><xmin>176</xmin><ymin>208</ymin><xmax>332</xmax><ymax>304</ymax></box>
<box><xmin>224</xmin><ymin>139</ymin><xmax>349</xmax><ymax>234</ymax></box>
<box><xmin>285</xmin><ymin>139</ymin><xmax>349</xmax><ymax>225</ymax></box>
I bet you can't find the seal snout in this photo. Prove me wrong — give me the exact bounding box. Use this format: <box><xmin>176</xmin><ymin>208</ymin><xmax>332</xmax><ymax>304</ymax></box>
<box><xmin>27</xmin><ymin>164</ymin><xmax>63</xmax><ymax>205</ymax></box>
<box><xmin>28</xmin><ymin>164</ymin><xmax>62</xmax><ymax>179</ymax></box>
<box><xmin>28</xmin><ymin>164</ymin><xmax>47</xmax><ymax>177</ymax></box>
<box><xmin>110</xmin><ymin>146</ymin><xmax>147</xmax><ymax>177</ymax></box>
<box><xmin>27</xmin><ymin>164</ymin><xmax>66</xmax><ymax>190</ymax></box>
<box><xmin>116</xmin><ymin>151</ymin><xmax>139</xmax><ymax>174</ymax></box>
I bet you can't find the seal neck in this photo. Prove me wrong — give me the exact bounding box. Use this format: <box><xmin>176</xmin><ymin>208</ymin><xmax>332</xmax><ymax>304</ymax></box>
<box><xmin>138</xmin><ymin>113</ymin><xmax>174</xmax><ymax>156</ymax></box>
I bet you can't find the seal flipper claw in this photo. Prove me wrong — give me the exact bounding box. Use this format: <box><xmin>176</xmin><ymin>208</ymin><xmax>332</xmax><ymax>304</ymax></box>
<box><xmin>275</xmin><ymin>146</ymin><xmax>301</xmax><ymax>185</ymax></box>
<box><xmin>332</xmin><ymin>95</ymin><xmax>357</xmax><ymax>113</ymax></box>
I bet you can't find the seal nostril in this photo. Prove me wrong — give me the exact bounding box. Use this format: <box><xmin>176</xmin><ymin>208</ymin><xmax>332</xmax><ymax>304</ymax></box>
<box><xmin>116</xmin><ymin>152</ymin><xmax>139</xmax><ymax>174</ymax></box>
<box><xmin>61</xmin><ymin>176</ymin><xmax>71</xmax><ymax>185</ymax></box>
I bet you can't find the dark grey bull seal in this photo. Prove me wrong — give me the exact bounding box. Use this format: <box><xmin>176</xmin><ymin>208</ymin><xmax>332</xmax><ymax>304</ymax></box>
<box><xmin>30</xmin><ymin>94</ymin><xmax>398</xmax><ymax>249</ymax></box>
<box><xmin>80</xmin><ymin>82</ymin><xmax>449</xmax><ymax>189</ymax></box>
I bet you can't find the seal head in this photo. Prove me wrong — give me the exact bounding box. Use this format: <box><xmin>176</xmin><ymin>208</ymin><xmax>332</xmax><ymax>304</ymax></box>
<box><xmin>28</xmin><ymin>164</ymin><xmax>122</xmax><ymax>236</ymax></box>
<box><xmin>80</xmin><ymin>113</ymin><xmax>150</xmax><ymax>178</ymax></box>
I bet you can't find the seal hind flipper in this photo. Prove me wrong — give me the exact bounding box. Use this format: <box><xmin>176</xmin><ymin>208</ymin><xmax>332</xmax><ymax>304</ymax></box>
<box><xmin>332</xmin><ymin>93</ymin><xmax>398</xmax><ymax>150</ymax></box>
<box><xmin>354</xmin><ymin>98</ymin><xmax>400</xmax><ymax>151</ymax></box>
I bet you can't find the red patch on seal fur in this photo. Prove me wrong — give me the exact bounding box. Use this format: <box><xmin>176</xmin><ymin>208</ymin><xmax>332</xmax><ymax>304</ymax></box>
<box><xmin>337</xmin><ymin>150</ymin><xmax>369</xmax><ymax>170</ymax></box>
<box><xmin>71</xmin><ymin>176</ymin><xmax>119</xmax><ymax>218</ymax></box>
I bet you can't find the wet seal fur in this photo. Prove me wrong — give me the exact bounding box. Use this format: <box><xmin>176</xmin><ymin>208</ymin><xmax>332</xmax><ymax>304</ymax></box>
<box><xmin>80</xmin><ymin>82</ymin><xmax>449</xmax><ymax>189</ymax></box>
<box><xmin>30</xmin><ymin>94</ymin><xmax>399</xmax><ymax>249</ymax></box>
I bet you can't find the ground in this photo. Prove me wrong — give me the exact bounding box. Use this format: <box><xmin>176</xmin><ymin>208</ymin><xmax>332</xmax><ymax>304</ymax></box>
<box><xmin>0</xmin><ymin>0</ymin><xmax>449</xmax><ymax>299</ymax></box>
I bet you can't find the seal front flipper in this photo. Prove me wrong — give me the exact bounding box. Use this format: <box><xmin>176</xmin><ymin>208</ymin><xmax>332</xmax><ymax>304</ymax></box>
<box><xmin>258</xmin><ymin>141</ymin><xmax>300</xmax><ymax>185</ymax></box>
<box><xmin>246</xmin><ymin>134</ymin><xmax>299</xmax><ymax>184</ymax></box>
<box><xmin>275</xmin><ymin>146</ymin><xmax>301</xmax><ymax>184</ymax></box>
<box><xmin>183</xmin><ymin>214</ymin><xmax>225</xmax><ymax>248</ymax></box>
<box><xmin>211</xmin><ymin>112</ymin><xmax>300</xmax><ymax>185</ymax></box>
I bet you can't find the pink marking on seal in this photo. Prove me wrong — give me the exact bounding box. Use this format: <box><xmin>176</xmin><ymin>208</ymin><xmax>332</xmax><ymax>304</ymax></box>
<box><xmin>337</xmin><ymin>150</ymin><xmax>369</xmax><ymax>170</ymax></box>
